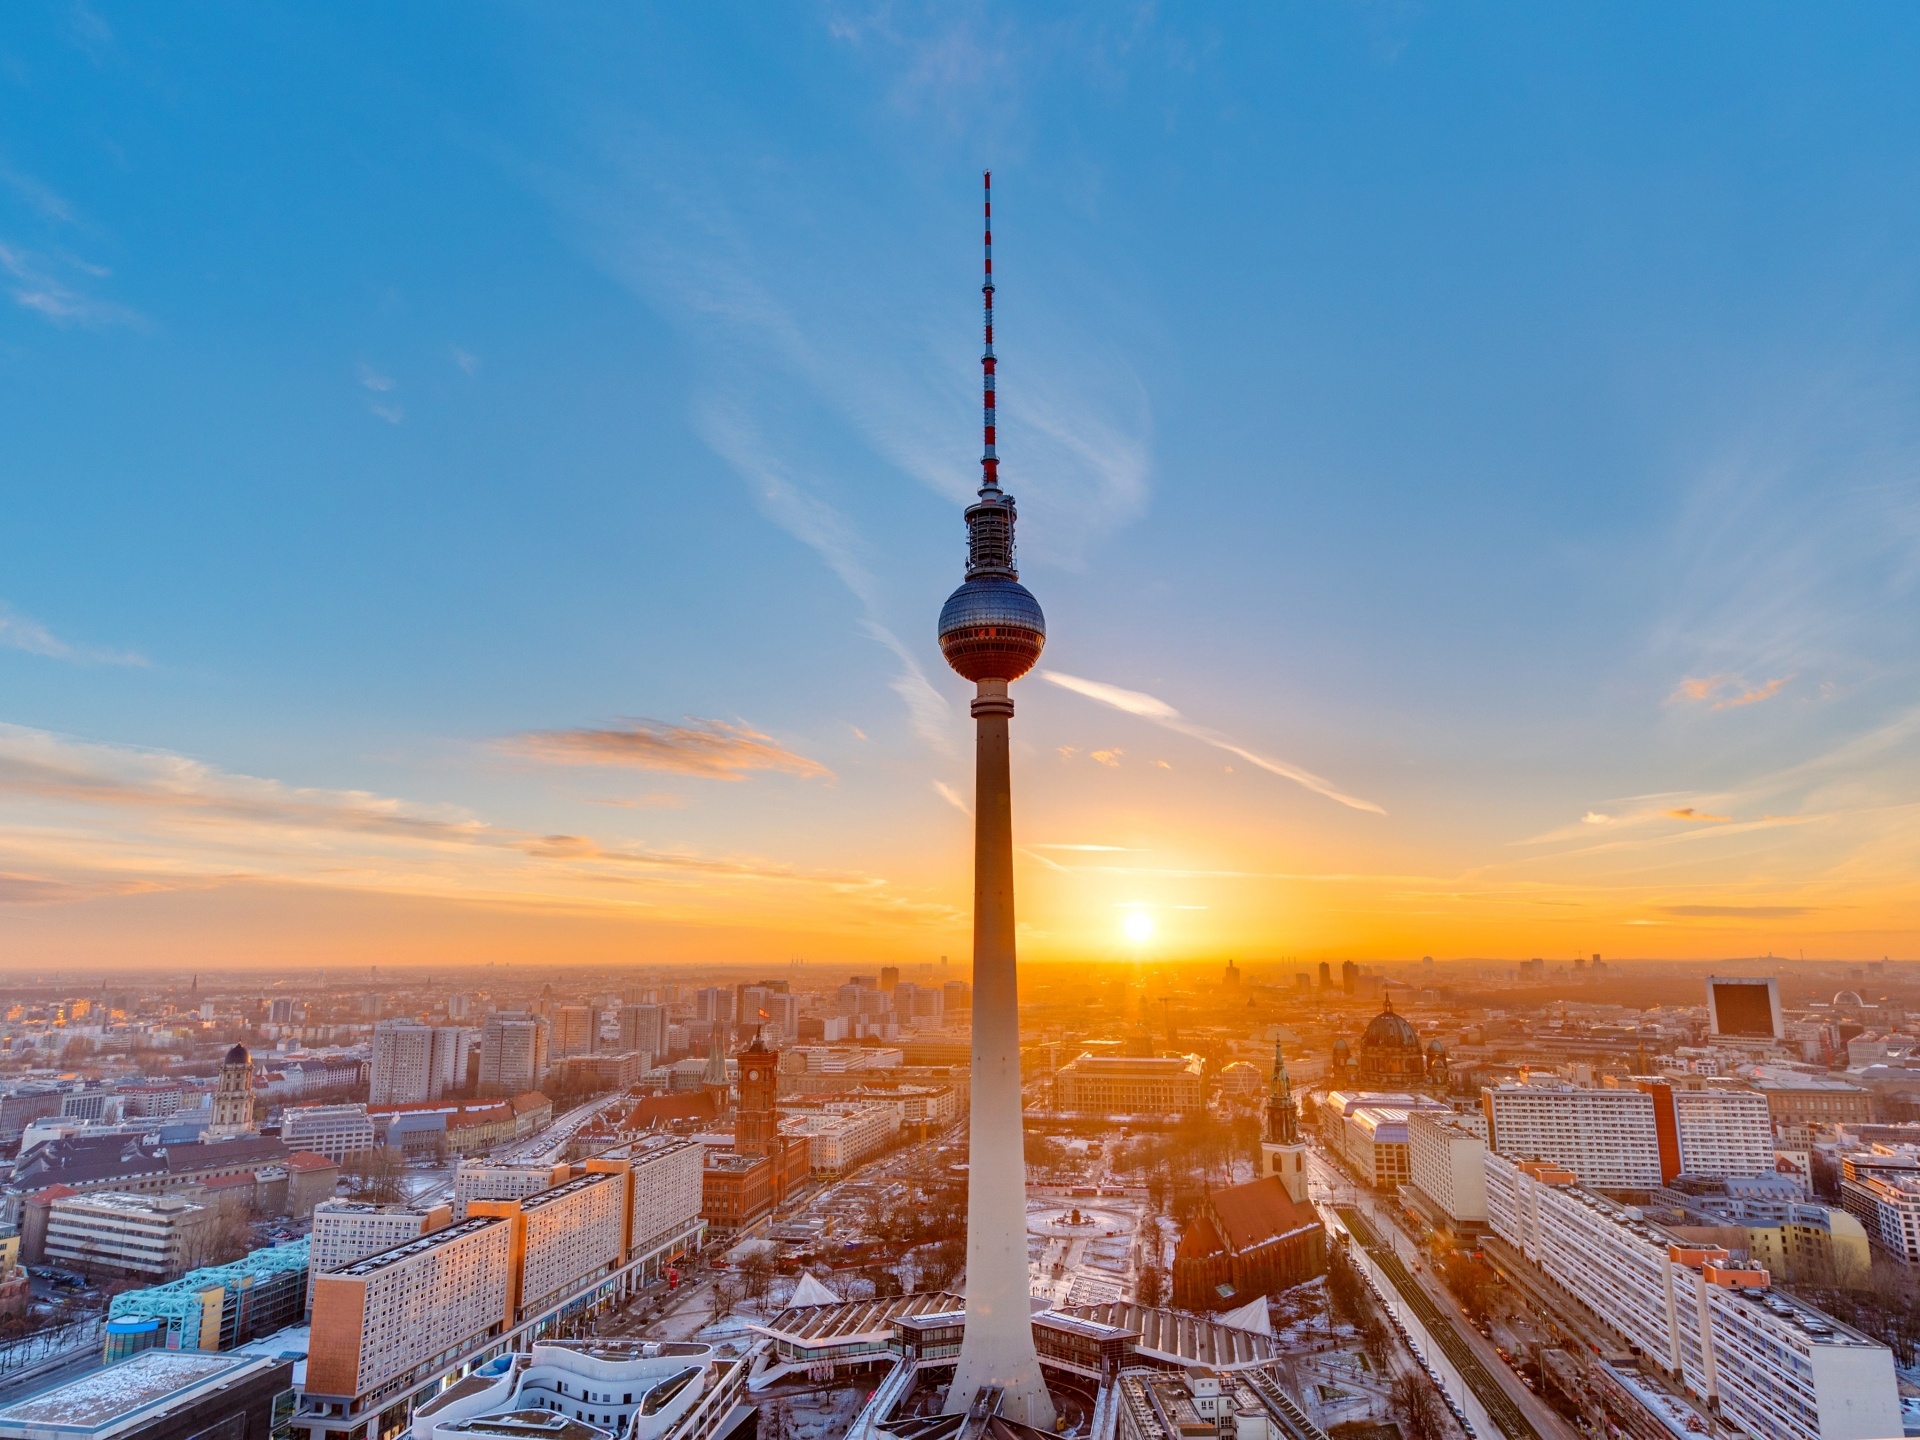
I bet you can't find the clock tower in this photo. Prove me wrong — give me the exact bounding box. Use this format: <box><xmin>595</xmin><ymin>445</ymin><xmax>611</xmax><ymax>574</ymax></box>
<box><xmin>735</xmin><ymin>1031</ymin><xmax>778</xmax><ymax>1158</ymax></box>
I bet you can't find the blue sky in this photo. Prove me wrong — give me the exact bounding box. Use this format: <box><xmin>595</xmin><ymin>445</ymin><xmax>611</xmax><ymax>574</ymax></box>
<box><xmin>5</xmin><ymin>3</ymin><xmax>1920</xmax><ymax>968</ymax></box>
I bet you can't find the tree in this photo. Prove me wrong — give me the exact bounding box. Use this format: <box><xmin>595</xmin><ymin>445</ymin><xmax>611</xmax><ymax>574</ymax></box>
<box><xmin>1135</xmin><ymin>1264</ymin><xmax>1167</xmax><ymax>1308</ymax></box>
<box><xmin>739</xmin><ymin>1250</ymin><xmax>777</xmax><ymax>1314</ymax></box>
<box><xmin>342</xmin><ymin>1147</ymin><xmax>406</xmax><ymax>1203</ymax></box>
<box><xmin>1389</xmin><ymin>1373</ymin><xmax>1448</xmax><ymax>1440</ymax></box>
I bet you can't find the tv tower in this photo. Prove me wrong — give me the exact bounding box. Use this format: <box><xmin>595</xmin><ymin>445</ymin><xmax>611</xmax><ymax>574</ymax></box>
<box><xmin>937</xmin><ymin>171</ymin><xmax>1053</xmax><ymax>1428</ymax></box>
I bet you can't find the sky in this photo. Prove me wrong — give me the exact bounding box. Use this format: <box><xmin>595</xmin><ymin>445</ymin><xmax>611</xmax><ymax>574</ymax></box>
<box><xmin>5</xmin><ymin>3</ymin><xmax>1920</xmax><ymax>971</ymax></box>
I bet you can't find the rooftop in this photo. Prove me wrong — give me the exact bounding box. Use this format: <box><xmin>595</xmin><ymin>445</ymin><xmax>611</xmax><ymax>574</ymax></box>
<box><xmin>0</xmin><ymin>1351</ymin><xmax>276</xmax><ymax>1436</ymax></box>
<box><xmin>331</xmin><ymin>1216</ymin><xmax>503</xmax><ymax>1278</ymax></box>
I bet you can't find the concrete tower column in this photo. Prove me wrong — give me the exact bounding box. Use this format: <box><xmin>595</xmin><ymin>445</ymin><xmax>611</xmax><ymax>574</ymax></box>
<box><xmin>945</xmin><ymin>678</ymin><xmax>1054</xmax><ymax>1428</ymax></box>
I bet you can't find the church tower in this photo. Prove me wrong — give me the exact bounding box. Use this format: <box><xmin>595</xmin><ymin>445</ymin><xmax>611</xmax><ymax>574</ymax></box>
<box><xmin>702</xmin><ymin>1031</ymin><xmax>731</xmax><ymax>1122</ymax></box>
<box><xmin>1259</xmin><ymin>1039</ymin><xmax>1309</xmax><ymax>1204</ymax></box>
<box><xmin>210</xmin><ymin>1043</ymin><xmax>257</xmax><ymax>1135</ymax></box>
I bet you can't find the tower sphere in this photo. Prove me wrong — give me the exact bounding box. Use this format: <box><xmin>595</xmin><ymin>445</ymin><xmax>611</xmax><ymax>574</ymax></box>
<box><xmin>938</xmin><ymin>577</ymin><xmax>1045</xmax><ymax>682</ymax></box>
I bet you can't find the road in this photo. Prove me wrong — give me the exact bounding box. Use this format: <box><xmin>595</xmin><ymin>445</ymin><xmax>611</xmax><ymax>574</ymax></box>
<box><xmin>1308</xmin><ymin>1149</ymin><xmax>1579</xmax><ymax>1440</ymax></box>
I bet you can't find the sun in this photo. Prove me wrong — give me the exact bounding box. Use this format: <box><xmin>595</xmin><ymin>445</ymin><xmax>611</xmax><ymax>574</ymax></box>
<box><xmin>1122</xmin><ymin>910</ymin><xmax>1155</xmax><ymax>944</ymax></box>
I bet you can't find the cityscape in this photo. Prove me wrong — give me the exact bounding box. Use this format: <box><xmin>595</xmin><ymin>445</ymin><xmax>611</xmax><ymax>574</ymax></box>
<box><xmin>5</xmin><ymin>9</ymin><xmax>1920</xmax><ymax>1440</ymax></box>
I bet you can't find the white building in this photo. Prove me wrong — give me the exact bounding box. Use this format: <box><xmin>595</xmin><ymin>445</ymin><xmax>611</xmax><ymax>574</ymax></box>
<box><xmin>1485</xmin><ymin>1152</ymin><xmax>1900</xmax><ymax>1440</ymax></box>
<box><xmin>283</xmin><ymin>1103</ymin><xmax>377</xmax><ymax>1163</ymax></box>
<box><xmin>410</xmin><ymin>1340</ymin><xmax>729</xmax><ymax>1440</ymax></box>
<box><xmin>308</xmin><ymin>1199</ymin><xmax>452</xmax><ymax>1307</ymax></box>
<box><xmin>371</xmin><ymin>1021</ymin><xmax>434</xmax><ymax>1106</ymax></box>
<box><xmin>1838</xmin><ymin>1150</ymin><xmax>1920</xmax><ymax>1262</ymax></box>
<box><xmin>1482</xmin><ymin>1082</ymin><xmax>1661</xmax><ymax>1189</ymax></box>
<box><xmin>44</xmin><ymin>1191</ymin><xmax>210</xmax><ymax>1280</ymax></box>
<box><xmin>626</xmin><ymin>1138</ymin><xmax>704</xmax><ymax>1255</ymax></box>
<box><xmin>1408</xmin><ymin>1109</ymin><xmax>1488</xmax><ymax>1227</ymax></box>
<box><xmin>454</xmin><ymin>1160</ymin><xmax>568</xmax><ymax>1219</ymax></box>
<box><xmin>1672</xmin><ymin>1088</ymin><xmax>1773</xmax><ymax>1180</ymax></box>
<box><xmin>781</xmin><ymin>1102</ymin><xmax>901</xmax><ymax>1174</ymax></box>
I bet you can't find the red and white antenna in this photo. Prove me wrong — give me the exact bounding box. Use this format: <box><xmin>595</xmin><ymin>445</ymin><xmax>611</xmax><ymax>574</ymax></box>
<box><xmin>981</xmin><ymin>169</ymin><xmax>998</xmax><ymax>494</ymax></box>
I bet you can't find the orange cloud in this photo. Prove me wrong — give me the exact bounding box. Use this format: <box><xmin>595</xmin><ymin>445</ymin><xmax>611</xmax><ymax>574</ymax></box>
<box><xmin>1667</xmin><ymin>673</ymin><xmax>1793</xmax><ymax>710</ymax></box>
<box><xmin>1091</xmin><ymin>749</ymin><xmax>1124</xmax><ymax>768</ymax></box>
<box><xmin>507</xmin><ymin>718</ymin><xmax>828</xmax><ymax>780</ymax></box>
<box><xmin>1665</xmin><ymin>807</ymin><xmax>1733</xmax><ymax>823</ymax></box>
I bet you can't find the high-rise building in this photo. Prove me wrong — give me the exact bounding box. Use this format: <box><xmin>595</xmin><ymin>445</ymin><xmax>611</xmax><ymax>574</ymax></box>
<box><xmin>617</xmin><ymin>1003</ymin><xmax>667</xmax><ymax>1059</ymax></box>
<box><xmin>1317</xmin><ymin>961</ymin><xmax>1332</xmax><ymax>989</ymax></box>
<box><xmin>942</xmin><ymin>980</ymin><xmax>971</xmax><ymax>1015</ymax></box>
<box><xmin>370</xmin><ymin>1021</ymin><xmax>434</xmax><ymax>1105</ymax></box>
<box><xmin>1633</xmin><ymin>1080</ymin><xmax>1773</xmax><ymax>1182</ymax></box>
<box><xmin>479</xmin><ymin>1012</ymin><xmax>549</xmax><ymax>1095</ymax></box>
<box><xmin>307</xmin><ymin>1200</ymin><xmax>451</xmax><ymax>1308</ymax></box>
<box><xmin>446</xmin><ymin>993</ymin><xmax>470</xmax><ymax>1021</ymax></box>
<box><xmin>1407</xmin><ymin>1110</ymin><xmax>1488</xmax><ymax>1230</ymax></box>
<box><xmin>1482</xmin><ymin>1082</ymin><xmax>1662</xmax><ymax>1190</ymax></box>
<box><xmin>429</xmin><ymin>1026</ymin><xmax>474</xmax><ymax>1099</ymax></box>
<box><xmin>694</xmin><ymin>987</ymin><xmax>733</xmax><ymax>1027</ymax></box>
<box><xmin>934</xmin><ymin>172</ymin><xmax>1053</xmax><ymax>1429</ymax></box>
<box><xmin>1340</xmin><ymin>960</ymin><xmax>1358</xmax><ymax>995</ymax></box>
<box><xmin>550</xmin><ymin>1004</ymin><xmax>594</xmax><ymax>1059</ymax></box>
<box><xmin>878</xmin><ymin>966</ymin><xmax>899</xmax><ymax>992</ymax></box>
<box><xmin>268</xmin><ymin>998</ymin><xmax>296</xmax><ymax>1024</ymax></box>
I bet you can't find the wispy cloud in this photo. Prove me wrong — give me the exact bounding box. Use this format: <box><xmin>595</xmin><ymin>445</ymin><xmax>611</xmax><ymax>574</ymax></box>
<box><xmin>1668</xmin><ymin>672</ymin><xmax>1793</xmax><ymax>710</ymax></box>
<box><xmin>0</xmin><ymin>243</ymin><xmax>138</xmax><ymax>327</ymax></box>
<box><xmin>1040</xmin><ymin>670</ymin><xmax>1384</xmax><ymax>813</ymax></box>
<box><xmin>506</xmin><ymin>717</ymin><xmax>829</xmax><ymax>781</ymax></box>
<box><xmin>0</xmin><ymin>607</ymin><xmax>145</xmax><ymax>667</ymax></box>
<box><xmin>932</xmin><ymin>780</ymin><xmax>970</xmax><ymax>816</ymax></box>
<box><xmin>1659</xmin><ymin>904</ymin><xmax>1813</xmax><ymax>918</ymax></box>
<box><xmin>357</xmin><ymin>362</ymin><xmax>405</xmax><ymax>423</ymax></box>
<box><xmin>1665</xmin><ymin>806</ymin><xmax>1732</xmax><ymax>823</ymax></box>
<box><xmin>451</xmin><ymin>346</ymin><xmax>481</xmax><ymax>375</ymax></box>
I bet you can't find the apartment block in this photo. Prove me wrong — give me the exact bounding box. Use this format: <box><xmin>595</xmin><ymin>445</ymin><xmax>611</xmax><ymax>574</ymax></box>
<box><xmin>308</xmin><ymin>1200</ymin><xmax>452</xmax><ymax>1308</ymax></box>
<box><xmin>283</xmin><ymin>1104</ymin><xmax>377</xmax><ymax>1163</ymax></box>
<box><xmin>453</xmin><ymin>1161</ymin><xmax>569</xmax><ymax>1220</ymax></box>
<box><xmin>1320</xmin><ymin>1089</ymin><xmax>1449</xmax><ymax>1190</ymax></box>
<box><xmin>45</xmin><ymin>1191</ymin><xmax>210</xmax><ymax>1281</ymax></box>
<box><xmin>1408</xmin><ymin>1109</ymin><xmax>1488</xmax><ymax>1228</ymax></box>
<box><xmin>470</xmin><ymin>1164</ymin><xmax>628</xmax><ymax>1322</ymax></box>
<box><xmin>616</xmin><ymin>1003</ymin><xmax>667</xmax><ymax>1060</ymax></box>
<box><xmin>626</xmin><ymin>1138</ymin><xmax>703</xmax><ymax>1253</ymax></box>
<box><xmin>307</xmin><ymin>1217</ymin><xmax>515</xmax><ymax>1416</ymax></box>
<box><xmin>1635</xmin><ymin>1080</ymin><xmax>1774</xmax><ymax>1182</ymax></box>
<box><xmin>479</xmin><ymin>1013</ymin><xmax>549</xmax><ymax>1096</ymax></box>
<box><xmin>1838</xmin><ymin>1151</ymin><xmax>1920</xmax><ymax>1262</ymax></box>
<box><xmin>1482</xmin><ymin>1083</ymin><xmax>1661</xmax><ymax>1190</ymax></box>
<box><xmin>1486</xmin><ymin>1152</ymin><xmax>1899</xmax><ymax>1440</ymax></box>
<box><xmin>550</xmin><ymin>1005</ymin><xmax>595</xmax><ymax>1059</ymax></box>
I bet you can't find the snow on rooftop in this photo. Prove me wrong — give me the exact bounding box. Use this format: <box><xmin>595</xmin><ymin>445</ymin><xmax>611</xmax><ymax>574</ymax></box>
<box><xmin>0</xmin><ymin>1351</ymin><xmax>252</xmax><ymax>1430</ymax></box>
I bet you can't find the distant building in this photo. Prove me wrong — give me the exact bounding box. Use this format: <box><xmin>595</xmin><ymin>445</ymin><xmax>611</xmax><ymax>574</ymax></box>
<box><xmin>617</xmin><ymin>1003</ymin><xmax>667</xmax><ymax>1059</ymax></box>
<box><xmin>371</xmin><ymin>1021</ymin><xmax>435</xmax><ymax>1105</ymax></box>
<box><xmin>1745</xmin><ymin>1071</ymin><xmax>1876</xmax><ymax>1128</ymax></box>
<box><xmin>209</xmin><ymin>1044</ymin><xmax>256</xmax><ymax>1136</ymax></box>
<box><xmin>1838</xmin><ymin>1150</ymin><xmax>1920</xmax><ymax>1262</ymax></box>
<box><xmin>551</xmin><ymin>1005</ymin><xmax>595</xmax><ymax>1059</ymax></box>
<box><xmin>1051</xmin><ymin>1055</ymin><xmax>1205</xmax><ymax>1118</ymax></box>
<box><xmin>282</xmin><ymin>1104</ymin><xmax>376</xmax><ymax>1164</ymax></box>
<box><xmin>1408</xmin><ymin>1109</ymin><xmax>1489</xmax><ymax>1232</ymax></box>
<box><xmin>1321</xmin><ymin>1089</ymin><xmax>1450</xmax><ymax>1188</ymax></box>
<box><xmin>480</xmin><ymin>1013</ymin><xmax>549</xmax><ymax>1096</ymax></box>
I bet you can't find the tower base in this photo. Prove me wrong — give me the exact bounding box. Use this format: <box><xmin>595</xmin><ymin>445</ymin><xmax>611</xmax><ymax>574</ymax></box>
<box><xmin>1261</xmin><ymin>1141</ymin><xmax>1310</xmax><ymax>1205</ymax></box>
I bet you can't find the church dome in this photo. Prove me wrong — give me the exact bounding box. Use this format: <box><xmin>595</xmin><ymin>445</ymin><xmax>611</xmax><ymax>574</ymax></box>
<box><xmin>224</xmin><ymin>1043</ymin><xmax>251</xmax><ymax>1067</ymax></box>
<box><xmin>1361</xmin><ymin>1006</ymin><xmax>1419</xmax><ymax>1052</ymax></box>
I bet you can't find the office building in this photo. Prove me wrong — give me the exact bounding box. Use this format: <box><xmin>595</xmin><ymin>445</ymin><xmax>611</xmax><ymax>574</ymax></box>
<box><xmin>308</xmin><ymin>1201</ymin><xmax>452</xmax><ymax>1307</ymax></box>
<box><xmin>781</xmin><ymin>1102</ymin><xmax>901</xmax><ymax>1175</ymax></box>
<box><xmin>1482</xmin><ymin>1082</ymin><xmax>1661</xmax><ymax>1189</ymax></box>
<box><xmin>282</xmin><ymin>1104</ymin><xmax>376</xmax><ymax>1163</ymax></box>
<box><xmin>371</xmin><ymin>1021</ymin><xmax>435</xmax><ymax>1105</ymax></box>
<box><xmin>1408</xmin><ymin>1109</ymin><xmax>1488</xmax><ymax>1230</ymax></box>
<box><xmin>1705</xmin><ymin>976</ymin><xmax>1784</xmax><ymax>1040</ymax></box>
<box><xmin>693</xmin><ymin>987</ymin><xmax>732</xmax><ymax>1027</ymax></box>
<box><xmin>430</xmin><ymin>1028</ymin><xmax>474</xmax><ymax>1099</ymax></box>
<box><xmin>1051</xmin><ymin>1054</ymin><xmax>1206</xmax><ymax>1118</ymax></box>
<box><xmin>104</xmin><ymin>1238</ymin><xmax>310</xmax><ymax>1360</ymax></box>
<box><xmin>1486</xmin><ymin>1151</ymin><xmax>1900</xmax><ymax>1440</ymax></box>
<box><xmin>480</xmin><ymin>1012</ymin><xmax>549</xmax><ymax>1096</ymax></box>
<box><xmin>1320</xmin><ymin>1089</ymin><xmax>1449</xmax><ymax>1188</ymax></box>
<box><xmin>44</xmin><ymin>1191</ymin><xmax>210</xmax><ymax>1281</ymax></box>
<box><xmin>0</xmin><ymin>1350</ymin><xmax>295</xmax><ymax>1440</ymax></box>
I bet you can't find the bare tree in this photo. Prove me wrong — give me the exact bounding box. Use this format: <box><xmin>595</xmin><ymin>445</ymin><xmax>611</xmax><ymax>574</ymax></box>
<box><xmin>1390</xmin><ymin>1373</ymin><xmax>1448</xmax><ymax>1440</ymax></box>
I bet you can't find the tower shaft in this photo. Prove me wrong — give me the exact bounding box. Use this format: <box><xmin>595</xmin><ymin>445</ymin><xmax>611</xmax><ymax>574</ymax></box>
<box><xmin>947</xmin><ymin>679</ymin><xmax>1054</xmax><ymax>1427</ymax></box>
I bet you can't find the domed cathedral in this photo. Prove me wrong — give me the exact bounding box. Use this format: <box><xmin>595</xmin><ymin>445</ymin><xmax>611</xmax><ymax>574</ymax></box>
<box><xmin>1331</xmin><ymin>996</ymin><xmax>1447</xmax><ymax>1090</ymax></box>
<box><xmin>209</xmin><ymin>1043</ymin><xmax>257</xmax><ymax>1135</ymax></box>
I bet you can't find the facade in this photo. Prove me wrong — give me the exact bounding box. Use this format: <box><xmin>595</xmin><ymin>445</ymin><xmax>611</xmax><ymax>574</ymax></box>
<box><xmin>1482</xmin><ymin>1083</ymin><xmax>1662</xmax><ymax>1190</ymax></box>
<box><xmin>282</xmin><ymin>1104</ymin><xmax>377</xmax><ymax>1163</ymax></box>
<box><xmin>105</xmin><ymin>1239</ymin><xmax>310</xmax><ymax>1360</ymax></box>
<box><xmin>1171</xmin><ymin>1176</ymin><xmax>1324</xmax><ymax>1312</ymax></box>
<box><xmin>45</xmin><ymin>1191</ymin><xmax>210</xmax><ymax>1281</ymax></box>
<box><xmin>1635</xmin><ymin>1081</ymin><xmax>1773</xmax><ymax>1182</ymax></box>
<box><xmin>1746</xmin><ymin>1073</ymin><xmax>1876</xmax><ymax>1128</ymax></box>
<box><xmin>1051</xmin><ymin>1055</ymin><xmax>1206</xmax><ymax>1118</ymax></box>
<box><xmin>0</xmin><ymin>1350</ymin><xmax>294</xmax><ymax>1440</ymax></box>
<box><xmin>697</xmin><ymin>1037</ymin><xmax>811</xmax><ymax>1234</ymax></box>
<box><xmin>480</xmin><ymin>1013</ymin><xmax>550</xmax><ymax>1096</ymax></box>
<box><xmin>409</xmin><ymin>1339</ymin><xmax>726</xmax><ymax>1440</ymax></box>
<box><xmin>472</xmin><ymin>1166</ymin><xmax>630</xmax><ymax>1323</ymax></box>
<box><xmin>1408</xmin><ymin>1109</ymin><xmax>1488</xmax><ymax>1228</ymax></box>
<box><xmin>308</xmin><ymin>1201</ymin><xmax>452</xmax><ymax>1307</ymax></box>
<box><xmin>1486</xmin><ymin>1151</ymin><xmax>1901</xmax><ymax>1440</ymax></box>
<box><xmin>625</xmin><ymin>1139</ymin><xmax>704</xmax><ymax>1255</ymax></box>
<box><xmin>551</xmin><ymin>1006</ymin><xmax>595</xmax><ymax>1060</ymax></box>
<box><xmin>454</xmin><ymin>1162</ymin><xmax>570</xmax><ymax>1220</ymax></box>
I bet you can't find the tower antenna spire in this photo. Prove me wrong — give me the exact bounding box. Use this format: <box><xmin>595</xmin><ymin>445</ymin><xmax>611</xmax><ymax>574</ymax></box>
<box><xmin>981</xmin><ymin>169</ymin><xmax>998</xmax><ymax>495</ymax></box>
